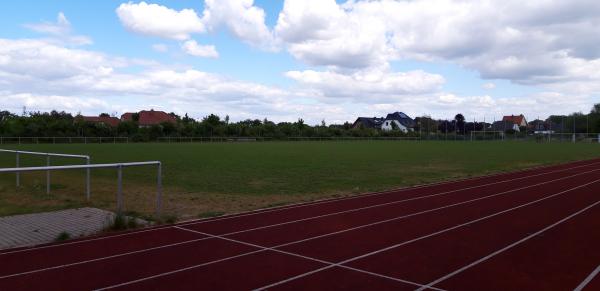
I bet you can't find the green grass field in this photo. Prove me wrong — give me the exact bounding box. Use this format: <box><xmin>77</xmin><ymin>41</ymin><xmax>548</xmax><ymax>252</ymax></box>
<box><xmin>0</xmin><ymin>141</ymin><xmax>599</xmax><ymax>219</ymax></box>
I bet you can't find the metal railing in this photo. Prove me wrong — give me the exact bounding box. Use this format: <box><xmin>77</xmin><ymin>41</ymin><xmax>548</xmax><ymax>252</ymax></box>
<box><xmin>0</xmin><ymin>149</ymin><xmax>91</xmax><ymax>198</ymax></box>
<box><xmin>0</xmin><ymin>161</ymin><xmax>163</xmax><ymax>216</ymax></box>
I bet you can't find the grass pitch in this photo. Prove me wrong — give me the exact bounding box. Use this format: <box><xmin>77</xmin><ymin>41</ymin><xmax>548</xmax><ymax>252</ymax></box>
<box><xmin>1</xmin><ymin>141</ymin><xmax>599</xmax><ymax>219</ymax></box>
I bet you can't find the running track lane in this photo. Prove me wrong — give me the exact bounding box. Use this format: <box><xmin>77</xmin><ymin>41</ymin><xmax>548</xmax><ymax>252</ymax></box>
<box><xmin>219</xmin><ymin>166</ymin><xmax>600</xmax><ymax>247</ymax></box>
<box><xmin>1</xmin><ymin>157</ymin><xmax>595</xmax><ymax>257</ymax></box>
<box><xmin>99</xmin><ymin>165</ymin><xmax>600</xmax><ymax>290</ymax></box>
<box><xmin>3</xmin><ymin>158</ymin><xmax>597</xmax><ymax>277</ymax></box>
<box><xmin>435</xmin><ymin>199</ymin><xmax>600</xmax><ymax>290</ymax></box>
<box><xmin>0</xmin><ymin>159</ymin><xmax>596</xmax><ymax>290</ymax></box>
<box><xmin>337</xmin><ymin>176</ymin><xmax>600</xmax><ymax>288</ymax></box>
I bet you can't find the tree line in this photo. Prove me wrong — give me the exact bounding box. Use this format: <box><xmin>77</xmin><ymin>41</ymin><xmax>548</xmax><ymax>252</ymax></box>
<box><xmin>1</xmin><ymin>103</ymin><xmax>599</xmax><ymax>141</ymax></box>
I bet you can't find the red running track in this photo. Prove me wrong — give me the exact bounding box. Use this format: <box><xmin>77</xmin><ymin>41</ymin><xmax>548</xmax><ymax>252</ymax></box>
<box><xmin>2</xmin><ymin>158</ymin><xmax>600</xmax><ymax>290</ymax></box>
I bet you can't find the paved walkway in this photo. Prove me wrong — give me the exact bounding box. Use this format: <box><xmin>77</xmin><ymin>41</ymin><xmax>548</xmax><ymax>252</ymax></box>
<box><xmin>0</xmin><ymin>208</ymin><xmax>115</xmax><ymax>249</ymax></box>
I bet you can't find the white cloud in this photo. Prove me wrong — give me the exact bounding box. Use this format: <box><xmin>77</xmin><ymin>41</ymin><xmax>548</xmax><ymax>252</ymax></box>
<box><xmin>482</xmin><ymin>83</ymin><xmax>496</xmax><ymax>90</ymax></box>
<box><xmin>116</xmin><ymin>2</ymin><xmax>205</xmax><ymax>40</ymax></box>
<box><xmin>274</xmin><ymin>0</ymin><xmax>600</xmax><ymax>93</ymax></box>
<box><xmin>152</xmin><ymin>43</ymin><xmax>168</xmax><ymax>53</ymax></box>
<box><xmin>181</xmin><ymin>40</ymin><xmax>218</xmax><ymax>58</ymax></box>
<box><xmin>285</xmin><ymin>68</ymin><xmax>445</xmax><ymax>100</ymax></box>
<box><xmin>201</xmin><ymin>0</ymin><xmax>276</xmax><ymax>50</ymax></box>
<box><xmin>24</xmin><ymin>12</ymin><xmax>92</xmax><ymax>45</ymax></box>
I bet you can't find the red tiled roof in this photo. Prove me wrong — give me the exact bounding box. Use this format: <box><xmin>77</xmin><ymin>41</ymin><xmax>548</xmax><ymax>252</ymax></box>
<box><xmin>502</xmin><ymin>115</ymin><xmax>526</xmax><ymax>125</ymax></box>
<box><xmin>82</xmin><ymin>116</ymin><xmax>120</xmax><ymax>127</ymax></box>
<box><xmin>121</xmin><ymin>112</ymin><xmax>134</xmax><ymax>122</ymax></box>
<box><xmin>138</xmin><ymin>110</ymin><xmax>176</xmax><ymax>126</ymax></box>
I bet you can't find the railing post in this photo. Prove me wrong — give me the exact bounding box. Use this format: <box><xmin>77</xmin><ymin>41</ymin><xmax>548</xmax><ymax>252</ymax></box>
<box><xmin>15</xmin><ymin>151</ymin><xmax>20</xmax><ymax>187</ymax></box>
<box><xmin>86</xmin><ymin>157</ymin><xmax>91</xmax><ymax>201</ymax></box>
<box><xmin>116</xmin><ymin>164</ymin><xmax>123</xmax><ymax>214</ymax></box>
<box><xmin>46</xmin><ymin>154</ymin><xmax>51</xmax><ymax>195</ymax></box>
<box><xmin>156</xmin><ymin>162</ymin><xmax>162</xmax><ymax>217</ymax></box>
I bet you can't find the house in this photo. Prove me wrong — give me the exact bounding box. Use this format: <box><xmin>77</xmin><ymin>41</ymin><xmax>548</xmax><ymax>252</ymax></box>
<box><xmin>528</xmin><ymin>119</ymin><xmax>556</xmax><ymax>134</ymax></box>
<box><xmin>352</xmin><ymin>117</ymin><xmax>385</xmax><ymax>129</ymax></box>
<box><xmin>80</xmin><ymin>115</ymin><xmax>120</xmax><ymax>127</ymax></box>
<box><xmin>491</xmin><ymin>120</ymin><xmax>520</xmax><ymax>132</ymax></box>
<box><xmin>121</xmin><ymin>110</ymin><xmax>177</xmax><ymax>127</ymax></box>
<box><xmin>502</xmin><ymin>115</ymin><xmax>527</xmax><ymax>127</ymax></box>
<box><xmin>381</xmin><ymin>112</ymin><xmax>416</xmax><ymax>133</ymax></box>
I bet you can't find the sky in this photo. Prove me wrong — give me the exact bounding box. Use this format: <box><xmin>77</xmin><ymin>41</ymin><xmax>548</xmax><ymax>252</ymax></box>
<box><xmin>1</xmin><ymin>0</ymin><xmax>599</xmax><ymax>124</ymax></box>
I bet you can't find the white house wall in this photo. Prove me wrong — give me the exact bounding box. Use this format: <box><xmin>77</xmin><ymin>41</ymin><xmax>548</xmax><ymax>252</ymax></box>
<box><xmin>381</xmin><ymin>120</ymin><xmax>408</xmax><ymax>132</ymax></box>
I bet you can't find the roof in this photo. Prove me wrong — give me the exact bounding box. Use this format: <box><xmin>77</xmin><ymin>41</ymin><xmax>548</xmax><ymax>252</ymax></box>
<box><xmin>138</xmin><ymin>110</ymin><xmax>176</xmax><ymax>126</ymax></box>
<box><xmin>352</xmin><ymin>117</ymin><xmax>385</xmax><ymax>129</ymax></box>
<box><xmin>81</xmin><ymin>116</ymin><xmax>120</xmax><ymax>127</ymax></box>
<box><xmin>385</xmin><ymin>112</ymin><xmax>415</xmax><ymax>128</ymax></box>
<box><xmin>491</xmin><ymin>120</ymin><xmax>518</xmax><ymax>131</ymax></box>
<box><xmin>502</xmin><ymin>115</ymin><xmax>526</xmax><ymax>125</ymax></box>
<box><xmin>121</xmin><ymin>112</ymin><xmax>134</xmax><ymax>122</ymax></box>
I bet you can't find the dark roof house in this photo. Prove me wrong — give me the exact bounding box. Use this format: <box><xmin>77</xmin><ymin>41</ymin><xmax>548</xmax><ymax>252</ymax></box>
<box><xmin>352</xmin><ymin>117</ymin><xmax>385</xmax><ymax>129</ymax></box>
<box><xmin>385</xmin><ymin>112</ymin><xmax>416</xmax><ymax>129</ymax></box>
<box><xmin>491</xmin><ymin>120</ymin><xmax>520</xmax><ymax>132</ymax></box>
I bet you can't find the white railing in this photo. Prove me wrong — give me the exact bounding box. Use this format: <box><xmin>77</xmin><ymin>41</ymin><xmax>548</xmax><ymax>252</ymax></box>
<box><xmin>0</xmin><ymin>161</ymin><xmax>163</xmax><ymax>216</ymax></box>
<box><xmin>0</xmin><ymin>149</ymin><xmax>91</xmax><ymax>198</ymax></box>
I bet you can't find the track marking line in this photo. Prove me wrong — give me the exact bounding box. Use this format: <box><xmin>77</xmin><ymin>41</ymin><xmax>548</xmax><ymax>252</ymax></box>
<box><xmin>416</xmin><ymin>203</ymin><xmax>600</xmax><ymax>291</ymax></box>
<box><xmin>574</xmin><ymin>265</ymin><xmax>600</xmax><ymax>291</ymax></box>
<box><xmin>218</xmin><ymin>167</ymin><xmax>600</xmax><ymax>240</ymax></box>
<box><xmin>0</xmin><ymin>237</ymin><xmax>213</xmax><ymax>280</ymax></box>
<box><xmin>253</xmin><ymin>179</ymin><xmax>600</xmax><ymax>290</ymax></box>
<box><xmin>4</xmin><ymin>167</ymin><xmax>600</xmax><ymax>279</ymax></box>
<box><xmin>93</xmin><ymin>227</ymin><xmax>444</xmax><ymax>291</ymax></box>
<box><xmin>4</xmin><ymin>159</ymin><xmax>596</xmax><ymax>257</ymax></box>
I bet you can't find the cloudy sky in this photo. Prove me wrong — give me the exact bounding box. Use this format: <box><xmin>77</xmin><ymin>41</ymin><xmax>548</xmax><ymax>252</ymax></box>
<box><xmin>1</xmin><ymin>0</ymin><xmax>599</xmax><ymax>123</ymax></box>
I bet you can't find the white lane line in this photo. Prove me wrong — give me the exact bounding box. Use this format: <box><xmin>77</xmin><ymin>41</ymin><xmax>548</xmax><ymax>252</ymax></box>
<box><xmin>4</xmin><ymin>166</ymin><xmax>600</xmax><ymax>279</ymax></box>
<box><xmin>0</xmin><ymin>237</ymin><xmax>212</xmax><ymax>280</ymax></box>
<box><xmin>95</xmin><ymin>227</ymin><xmax>445</xmax><ymax>291</ymax></box>
<box><xmin>2</xmin><ymin>159</ymin><xmax>595</xmax><ymax>256</ymax></box>
<box><xmin>416</xmin><ymin>203</ymin><xmax>600</xmax><ymax>291</ymax></box>
<box><xmin>574</xmin><ymin>265</ymin><xmax>600</xmax><ymax>291</ymax></box>
<box><xmin>254</xmin><ymin>179</ymin><xmax>600</xmax><ymax>290</ymax></box>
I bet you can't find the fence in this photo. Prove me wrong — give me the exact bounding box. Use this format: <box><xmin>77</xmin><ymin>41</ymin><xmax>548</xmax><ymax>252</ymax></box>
<box><xmin>0</xmin><ymin>161</ymin><xmax>163</xmax><ymax>216</ymax></box>
<box><xmin>157</xmin><ymin>137</ymin><xmax>273</xmax><ymax>143</ymax></box>
<box><xmin>0</xmin><ymin>149</ymin><xmax>90</xmax><ymax>197</ymax></box>
<box><xmin>0</xmin><ymin>137</ymin><xmax>129</xmax><ymax>144</ymax></box>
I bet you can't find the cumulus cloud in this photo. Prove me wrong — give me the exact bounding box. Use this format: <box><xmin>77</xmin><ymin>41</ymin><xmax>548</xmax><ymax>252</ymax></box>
<box><xmin>274</xmin><ymin>0</ymin><xmax>600</xmax><ymax>91</ymax></box>
<box><xmin>24</xmin><ymin>12</ymin><xmax>92</xmax><ymax>45</ymax></box>
<box><xmin>116</xmin><ymin>2</ymin><xmax>205</xmax><ymax>40</ymax></box>
<box><xmin>202</xmin><ymin>0</ymin><xmax>276</xmax><ymax>50</ymax></box>
<box><xmin>285</xmin><ymin>68</ymin><xmax>445</xmax><ymax>100</ymax></box>
<box><xmin>181</xmin><ymin>40</ymin><xmax>218</xmax><ymax>58</ymax></box>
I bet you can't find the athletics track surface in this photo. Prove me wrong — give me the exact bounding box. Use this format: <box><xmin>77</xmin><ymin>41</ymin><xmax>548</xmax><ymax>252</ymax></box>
<box><xmin>2</xmin><ymin>158</ymin><xmax>600</xmax><ymax>290</ymax></box>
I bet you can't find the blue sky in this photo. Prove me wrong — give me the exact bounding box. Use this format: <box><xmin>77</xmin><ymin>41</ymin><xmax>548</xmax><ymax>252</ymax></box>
<box><xmin>1</xmin><ymin>0</ymin><xmax>598</xmax><ymax>123</ymax></box>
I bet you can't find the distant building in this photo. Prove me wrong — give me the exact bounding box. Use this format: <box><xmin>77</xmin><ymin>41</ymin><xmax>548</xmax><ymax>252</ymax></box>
<box><xmin>121</xmin><ymin>110</ymin><xmax>177</xmax><ymax>127</ymax></box>
<box><xmin>491</xmin><ymin>120</ymin><xmax>520</xmax><ymax>132</ymax></box>
<box><xmin>528</xmin><ymin>119</ymin><xmax>556</xmax><ymax>134</ymax></box>
<box><xmin>79</xmin><ymin>115</ymin><xmax>120</xmax><ymax>127</ymax></box>
<box><xmin>502</xmin><ymin>115</ymin><xmax>527</xmax><ymax>127</ymax></box>
<box><xmin>352</xmin><ymin>111</ymin><xmax>415</xmax><ymax>133</ymax></box>
<box><xmin>352</xmin><ymin>117</ymin><xmax>385</xmax><ymax>129</ymax></box>
<box><xmin>381</xmin><ymin>112</ymin><xmax>416</xmax><ymax>133</ymax></box>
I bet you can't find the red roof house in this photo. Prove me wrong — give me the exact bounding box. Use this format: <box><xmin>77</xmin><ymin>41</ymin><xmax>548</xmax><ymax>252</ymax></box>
<box><xmin>121</xmin><ymin>112</ymin><xmax>134</xmax><ymax>122</ymax></box>
<box><xmin>81</xmin><ymin>116</ymin><xmax>120</xmax><ymax>127</ymax></box>
<box><xmin>502</xmin><ymin>115</ymin><xmax>527</xmax><ymax>127</ymax></box>
<box><xmin>121</xmin><ymin>110</ymin><xmax>176</xmax><ymax>127</ymax></box>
